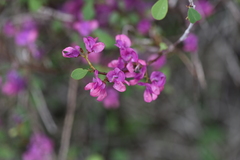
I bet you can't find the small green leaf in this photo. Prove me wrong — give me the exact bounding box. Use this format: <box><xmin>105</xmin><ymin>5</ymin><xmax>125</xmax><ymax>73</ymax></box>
<box><xmin>93</xmin><ymin>29</ymin><xmax>115</xmax><ymax>49</ymax></box>
<box><xmin>82</xmin><ymin>0</ymin><xmax>95</xmax><ymax>20</ymax></box>
<box><xmin>71</xmin><ymin>68</ymin><xmax>88</xmax><ymax>80</ymax></box>
<box><xmin>159</xmin><ymin>42</ymin><xmax>168</xmax><ymax>51</ymax></box>
<box><xmin>188</xmin><ymin>8</ymin><xmax>202</xmax><ymax>23</ymax></box>
<box><xmin>151</xmin><ymin>0</ymin><xmax>168</xmax><ymax>20</ymax></box>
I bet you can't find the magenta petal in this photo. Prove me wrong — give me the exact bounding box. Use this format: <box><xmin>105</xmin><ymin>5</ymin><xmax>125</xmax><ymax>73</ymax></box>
<box><xmin>85</xmin><ymin>82</ymin><xmax>94</xmax><ymax>90</ymax></box>
<box><xmin>106</xmin><ymin>70</ymin><xmax>116</xmax><ymax>82</ymax></box>
<box><xmin>97</xmin><ymin>89</ymin><xmax>107</xmax><ymax>101</ymax></box>
<box><xmin>152</xmin><ymin>93</ymin><xmax>158</xmax><ymax>101</ymax></box>
<box><xmin>144</xmin><ymin>90</ymin><xmax>152</xmax><ymax>103</ymax></box>
<box><xmin>90</xmin><ymin>87</ymin><xmax>101</xmax><ymax>97</ymax></box>
<box><xmin>151</xmin><ymin>84</ymin><xmax>160</xmax><ymax>95</ymax></box>
<box><xmin>125</xmin><ymin>72</ymin><xmax>136</xmax><ymax>78</ymax></box>
<box><xmin>108</xmin><ymin>60</ymin><xmax>119</xmax><ymax>68</ymax></box>
<box><xmin>92</xmin><ymin>42</ymin><xmax>105</xmax><ymax>53</ymax></box>
<box><xmin>124</xmin><ymin>80</ymin><xmax>130</xmax><ymax>86</ymax></box>
<box><xmin>131</xmin><ymin>50</ymin><xmax>139</xmax><ymax>62</ymax></box>
<box><xmin>129</xmin><ymin>79</ymin><xmax>139</xmax><ymax>85</ymax></box>
<box><xmin>138</xmin><ymin>59</ymin><xmax>146</xmax><ymax>65</ymax></box>
<box><xmin>62</xmin><ymin>46</ymin><xmax>80</xmax><ymax>58</ymax></box>
<box><xmin>115</xmin><ymin>34</ymin><xmax>131</xmax><ymax>48</ymax></box>
<box><xmin>126</xmin><ymin>62</ymin><xmax>134</xmax><ymax>73</ymax></box>
<box><xmin>113</xmin><ymin>82</ymin><xmax>126</xmax><ymax>92</ymax></box>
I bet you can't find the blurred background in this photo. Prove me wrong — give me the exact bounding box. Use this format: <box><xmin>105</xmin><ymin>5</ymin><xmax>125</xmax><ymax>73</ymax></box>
<box><xmin>0</xmin><ymin>0</ymin><xmax>240</xmax><ymax>160</ymax></box>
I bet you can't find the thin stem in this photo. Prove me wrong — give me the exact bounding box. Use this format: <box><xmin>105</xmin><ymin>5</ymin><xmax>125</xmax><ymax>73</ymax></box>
<box><xmin>84</xmin><ymin>55</ymin><xmax>96</xmax><ymax>70</ymax></box>
<box><xmin>147</xmin><ymin>0</ymin><xmax>196</xmax><ymax>65</ymax></box>
<box><xmin>58</xmin><ymin>78</ymin><xmax>78</xmax><ymax>160</ymax></box>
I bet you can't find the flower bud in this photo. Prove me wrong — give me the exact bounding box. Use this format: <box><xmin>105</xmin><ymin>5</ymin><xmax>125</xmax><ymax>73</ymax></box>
<box><xmin>62</xmin><ymin>46</ymin><xmax>81</xmax><ymax>58</ymax></box>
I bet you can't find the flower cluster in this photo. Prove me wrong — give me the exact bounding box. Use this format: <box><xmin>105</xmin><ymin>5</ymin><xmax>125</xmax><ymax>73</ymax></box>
<box><xmin>0</xmin><ymin>70</ymin><xmax>26</xmax><ymax>96</ymax></box>
<box><xmin>62</xmin><ymin>34</ymin><xmax>166</xmax><ymax>105</ymax></box>
<box><xmin>22</xmin><ymin>133</ymin><xmax>53</xmax><ymax>160</ymax></box>
<box><xmin>61</xmin><ymin>0</ymin><xmax>153</xmax><ymax>36</ymax></box>
<box><xmin>3</xmin><ymin>18</ymin><xmax>41</xmax><ymax>59</ymax></box>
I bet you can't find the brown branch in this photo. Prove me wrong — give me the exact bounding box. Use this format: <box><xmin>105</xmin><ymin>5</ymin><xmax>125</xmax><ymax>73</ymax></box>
<box><xmin>58</xmin><ymin>78</ymin><xmax>78</xmax><ymax>160</ymax></box>
<box><xmin>147</xmin><ymin>0</ymin><xmax>196</xmax><ymax>66</ymax></box>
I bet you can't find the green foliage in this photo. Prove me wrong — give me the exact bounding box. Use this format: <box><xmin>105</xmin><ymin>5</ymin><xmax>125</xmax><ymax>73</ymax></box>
<box><xmin>86</xmin><ymin>154</ymin><xmax>104</xmax><ymax>160</ymax></box>
<box><xmin>28</xmin><ymin>0</ymin><xmax>45</xmax><ymax>11</ymax></box>
<box><xmin>110</xmin><ymin>149</ymin><xmax>129</xmax><ymax>160</ymax></box>
<box><xmin>106</xmin><ymin>113</ymin><xmax>119</xmax><ymax>134</ymax></box>
<box><xmin>0</xmin><ymin>0</ymin><xmax>6</xmax><ymax>6</ymax></box>
<box><xmin>82</xmin><ymin>0</ymin><xmax>95</xmax><ymax>20</ymax></box>
<box><xmin>109</xmin><ymin>12</ymin><xmax>121</xmax><ymax>25</ymax></box>
<box><xmin>71</xmin><ymin>68</ymin><xmax>88</xmax><ymax>80</ymax></box>
<box><xmin>151</xmin><ymin>0</ymin><xmax>168</xmax><ymax>20</ymax></box>
<box><xmin>51</xmin><ymin>20</ymin><xmax>63</xmax><ymax>32</ymax></box>
<box><xmin>188</xmin><ymin>8</ymin><xmax>202</xmax><ymax>23</ymax></box>
<box><xmin>128</xmin><ymin>13</ymin><xmax>140</xmax><ymax>24</ymax></box>
<box><xmin>198</xmin><ymin>126</ymin><xmax>225</xmax><ymax>160</ymax></box>
<box><xmin>94</xmin><ymin>29</ymin><xmax>115</xmax><ymax>49</ymax></box>
<box><xmin>0</xmin><ymin>145</ymin><xmax>15</xmax><ymax>159</ymax></box>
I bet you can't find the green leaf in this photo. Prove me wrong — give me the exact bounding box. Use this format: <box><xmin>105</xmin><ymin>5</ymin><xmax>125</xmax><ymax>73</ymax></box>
<box><xmin>93</xmin><ymin>29</ymin><xmax>115</xmax><ymax>49</ymax></box>
<box><xmin>188</xmin><ymin>8</ymin><xmax>202</xmax><ymax>23</ymax></box>
<box><xmin>82</xmin><ymin>0</ymin><xmax>95</xmax><ymax>20</ymax></box>
<box><xmin>159</xmin><ymin>42</ymin><xmax>168</xmax><ymax>51</ymax></box>
<box><xmin>151</xmin><ymin>0</ymin><xmax>168</xmax><ymax>20</ymax></box>
<box><xmin>28</xmin><ymin>0</ymin><xmax>44</xmax><ymax>11</ymax></box>
<box><xmin>71</xmin><ymin>68</ymin><xmax>88</xmax><ymax>80</ymax></box>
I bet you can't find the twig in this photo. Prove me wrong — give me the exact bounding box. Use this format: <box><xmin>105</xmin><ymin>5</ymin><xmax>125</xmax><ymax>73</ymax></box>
<box><xmin>148</xmin><ymin>0</ymin><xmax>196</xmax><ymax>65</ymax></box>
<box><xmin>31</xmin><ymin>86</ymin><xmax>58</xmax><ymax>134</ymax></box>
<box><xmin>58</xmin><ymin>78</ymin><xmax>78</xmax><ymax>160</ymax></box>
<box><xmin>226</xmin><ymin>1</ymin><xmax>240</xmax><ymax>25</ymax></box>
<box><xmin>178</xmin><ymin>52</ymin><xmax>194</xmax><ymax>76</ymax></box>
<box><xmin>191</xmin><ymin>52</ymin><xmax>207</xmax><ymax>89</ymax></box>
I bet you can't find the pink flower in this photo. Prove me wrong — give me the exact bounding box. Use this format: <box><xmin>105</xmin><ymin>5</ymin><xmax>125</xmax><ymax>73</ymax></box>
<box><xmin>150</xmin><ymin>71</ymin><xmax>166</xmax><ymax>90</ymax></box>
<box><xmin>73</xmin><ymin>20</ymin><xmax>98</xmax><ymax>36</ymax></box>
<box><xmin>148</xmin><ymin>54</ymin><xmax>166</xmax><ymax>70</ymax></box>
<box><xmin>108</xmin><ymin>57</ymin><xmax>125</xmax><ymax>70</ymax></box>
<box><xmin>15</xmin><ymin>29</ymin><xmax>38</xmax><ymax>46</ymax></box>
<box><xmin>120</xmin><ymin>48</ymin><xmax>138</xmax><ymax>62</ymax></box>
<box><xmin>22</xmin><ymin>133</ymin><xmax>53</xmax><ymax>160</ymax></box>
<box><xmin>115</xmin><ymin>34</ymin><xmax>131</xmax><ymax>49</ymax></box>
<box><xmin>106</xmin><ymin>68</ymin><xmax>129</xmax><ymax>92</ymax></box>
<box><xmin>14</xmin><ymin>19</ymin><xmax>38</xmax><ymax>46</ymax></box>
<box><xmin>85</xmin><ymin>70</ymin><xmax>107</xmax><ymax>101</ymax></box>
<box><xmin>196</xmin><ymin>0</ymin><xmax>214</xmax><ymax>18</ymax></box>
<box><xmin>83</xmin><ymin>37</ymin><xmax>105</xmax><ymax>54</ymax></box>
<box><xmin>1</xmin><ymin>70</ymin><xmax>26</xmax><ymax>96</ymax></box>
<box><xmin>126</xmin><ymin>59</ymin><xmax>147</xmax><ymax>85</ymax></box>
<box><xmin>138</xmin><ymin>71</ymin><xmax>166</xmax><ymax>103</ymax></box>
<box><xmin>183</xmin><ymin>33</ymin><xmax>198</xmax><ymax>53</ymax></box>
<box><xmin>62</xmin><ymin>46</ymin><xmax>81</xmax><ymax>58</ymax></box>
<box><xmin>103</xmin><ymin>88</ymin><xmax>120</xmax><ymax>109</ymax></box>
<box><xmin>138</xmin><ymin>82</ymin><xmax>160</xmax><ymax>103</ymax></box>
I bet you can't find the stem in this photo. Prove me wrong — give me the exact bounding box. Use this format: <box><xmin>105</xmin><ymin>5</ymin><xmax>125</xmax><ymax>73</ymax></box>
<box><xmin>84</xmin><ymin>55</ymin><xmax>96</xmax><ymax>70</ymax></box>
<box><xmin>147</xmin><ymin>0</ymin><xmax>196</xmax><ymax>65</ymax></box>
<box><xmin>58</xmin><ymin>78</ymin><xmax>78</xmax><ymax>160</ymax></box>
